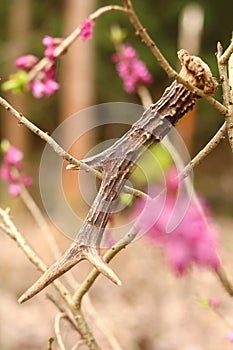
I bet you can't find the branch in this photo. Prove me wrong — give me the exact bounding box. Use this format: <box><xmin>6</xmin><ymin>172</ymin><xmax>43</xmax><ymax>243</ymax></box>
<box><xmin>20</xmin><ymin>185</ymin><xmax>62</xmax><ymax>259</ymax></box>
<box><xmin>180</xmin><ymin>122</ymin><xmax>226</xmax><ymax>179</ymax></box>
<box><xmin>216</xmin><ymin>42</ymin><xmax>233</xmax><ymax>151</ymax></box>
<box><xmin>216</xmin><ymin>267</ymin><xmax>233</xmax><ymax>297</ymax></box>
<box><xmin>122</xmin><ymin>0</ymin><xmax>228</xmax><ymax>117</ymax></box>
<box><xmin>218</xmin><ymin>39</ymin><xmax>233</xmax><ymax>65</ymax></box>
<box><xmin>0</xmin><ymin>208</ymin><xmax>73</xmax><ymax>306</ymax></box>
<box><xmin>0</xmin><ymin>96</ymin><xmax>148</xmax><ymax>200</ymax></box>
<box><xmin>28</xmin><ymin>5</ymin><xmax>128</xmax><ymax>81</ymax></box>
<box><xmin>54</xmin><ymin>314</ymin><xmax>67</xmax><ymax>350</ymax></box>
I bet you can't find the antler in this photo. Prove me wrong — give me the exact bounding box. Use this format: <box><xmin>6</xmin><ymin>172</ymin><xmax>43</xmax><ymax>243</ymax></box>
<box><xmin>18</xmin><ymin>50</ymin><xmax>218</xmax><ymax>304</ymax></box>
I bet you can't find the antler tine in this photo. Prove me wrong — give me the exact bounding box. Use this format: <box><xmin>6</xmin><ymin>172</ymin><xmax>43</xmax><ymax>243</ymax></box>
<box><xmin>18</xmin><ymin>244</ymin><xmax>121</xmax><ymax>304</ymax></box>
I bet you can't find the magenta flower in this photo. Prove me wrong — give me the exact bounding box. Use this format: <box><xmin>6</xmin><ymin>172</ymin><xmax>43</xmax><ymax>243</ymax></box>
<box><xmin>4</xmin><ymin>146</ymin><xmax>23</xmax><ymax>165</ymax></box>
<box><xmin>13</xmin><ymin>35</ymin><xmax>61</xmax><ymax>98</ymax></box>
<box><xmin>15</xmin><ymin>55</ymin><xmax>39</xmax><ymax>71</ymax></box>
<box><xmin>80</xmin><ymin>19</ymin><xmax>94</xmax><ymax>41</ymax></box>
<box><xmin>112</xmin><ymin>44</ymin><xmax>153</xmax><ymax>94</ymax></box>
<box><xmin>228</xmin><ymin>332</ymin><xmax>233</xmax><ymax>343</ymax></box>
<box><xmin>208</xmin><ymin>297</ymin><xmax>219</xmax><ymax>307</ymax></box>
<box><xmin>29</xmin><ymin>77</ymin><xmax>59</xmax><ymax>99</ymax></box>
<box><xmin>0</xmin><ymin>145</ymin><xmax>32</xmax><ymax>197</ymax></box>
<box><xmin>42</xmin><ymin>35</ymin><xmax>62</xmax><ymax>59</ymax></box>
<box><xmin>42</xmin><ymin>35</ymin><xmax>54</xmax><ymax>47</ymax></box>
<box><xmin>133</xmin><ymin>167</ymin><xmax>220</xmax><ymax>275</ymax></box>
<box><xmin>9</xmin><ymin>183</ymin><xmax>21</xmax><ymax>197</ymax></box>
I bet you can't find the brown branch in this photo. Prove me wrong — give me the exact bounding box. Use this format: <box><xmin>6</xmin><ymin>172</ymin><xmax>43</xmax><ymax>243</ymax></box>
<box><xmin>216</xmin><ymin>41</ymin><xmax>233</xmax><ymax>151</ymax></box>
<box><xmin>0</xmin><ymin>96</ymin><xmax>148</xmax><ymax>200</ymax></box>
<box><xmin>218</xmin><ymin>39</ymin><xmax>233</xmax><ymax>65</ymax></box>
<box><xmin>122</xmin><ymin>0</ymin><xmax>228</xmax><ymax>117</ymax></box>
<box><xmin>216</xmin><ymin>267</ymin><xmax>233</xmax><ymax>297</ymax></box>
<box><xmin>54</xmin><ymin>314</ymin><xmax>67</xmax><ymax>350</ymax></box>
<box><xmin>28</xmin><ymin>5</ymin><xmax>128</xmax><ymax>81</ymax></box>
<box><xmin>0</xmin><ymin>208</ymin><xmax>73</xmax><ymax>306</ymax></box>
<box><xmin>180</xmin><ymin>122</ymin><xmax>226</xmax><ymax>179</ymax></box>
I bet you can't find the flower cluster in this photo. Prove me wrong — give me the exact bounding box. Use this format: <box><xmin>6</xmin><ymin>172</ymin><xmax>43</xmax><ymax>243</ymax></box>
<box><xmin>80</xmin><ymin>19</ymin><xmax>95</xmax><ymax>41</ymax></box>
<box><xmin>112</xmin><ymin>44</ymin><xmax>153</xmax><ymax>93</ymax></box>
<box><xmin>0</xmin><ymin>145</ymin><xmax>32</xmax><ymax>197</ymax></box>
<box><xmin>134</xmin><ymin>167</ymin><xmax>220</xmax><ymax>275</ymax></box>
<box><xmin>14</xmin><ymin>35</ymin><xmax>61</xmax><ymax>99</ymax></box>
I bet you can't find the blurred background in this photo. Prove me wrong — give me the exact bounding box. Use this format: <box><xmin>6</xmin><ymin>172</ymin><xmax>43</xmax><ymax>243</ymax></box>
<box><xmin>0</xmin><ymin>1</ymin><xmax>233</xmax><ymax>349</ymax></box>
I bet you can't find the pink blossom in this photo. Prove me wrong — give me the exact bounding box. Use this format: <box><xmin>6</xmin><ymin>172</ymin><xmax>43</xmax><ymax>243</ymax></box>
<box><xmin>44</xmin><ymin>47</ymin><xmax>55</xmax><ymax>60</ymax></box>
<box><xmin>29</xmin><ymin>77</ymin><xmax>59</xmax><ymax>99</ymax></box>
<box><xmin>43</xmin><ymin>79</ymin><xmax>60</xmax><ymax>96</ymax></box>
<box><xmin>133</xmin><ymin>167</ymin><xmax>220</xmax><ymax>275</ymax></box>
<box><xmin>112</xmin><ymin>44</ymin><xmax>153</xmax><ymax>94</ymax></box>
<box><xmin>0</xmin><ymin>164</ymin><xmax>14</xmax><ymax>182</ymax></box>
<box><xmin>42</xmin><ymin>35</ymin><xmax>56</xmax><ymax>59</ymax></box>
<box><xmin>42</xmin><ymin>35</ymin><xmax>54</xmax><ymax>47</ymax></box>
<box><xmin>4</xmin><ymin>146</ymin><xmax>23</xmax><ymax>165</ymax></box>
<box><xmin>227</xmin><ymin>332</ymin><xmax>233</xmax><ymax>343</ymax></box>
<box><xmin>208</xmin><ymin>297</ymin><xmax>219</xmax><ymax>307</ymax></box>
<box><xmin>9</xmin><ymin>183</ymin><xmax>21</xmax><ymax>197</ymax></box>
<box><xmin>29</xmin><ymin>81</ymin><xmax>45</xmax><ymax>99</ymax></box>
<box><xmin>14</xmin><ymin>36</ymin><xmax>60</xmax><ymax>98</ymax></box>
<box><xmin>15</xmin><ymin>55</ymin><xmax>39</xmax><ymax>70</ymax></box>
<box><xmin>80</xmin><ymin>19</ymin><xmax>94</xmax><ymax>41</ymax></box>
<box><xmin>0</xmin><ymin>145</ymin><xmax>32</xmax><ymax>197</ymax></box>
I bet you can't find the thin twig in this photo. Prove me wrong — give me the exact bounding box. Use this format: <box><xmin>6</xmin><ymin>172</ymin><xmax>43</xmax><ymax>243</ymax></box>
<box><xmin>28</xmin><ymin>5</ymin><xmax>128</xmax><ymax>81</ymax></box>
<box><xmin>219</xmin><ymin>39</ymin><xmax>233</xmax><ymax>65</ymax></box>
<box><xmin>54</xmin><ymin>313</ymin><xmax>67</xmax><ymax>350</ymax></box>
<box><xmin>0</xmin><ymin>96</ymin><xmax>149</xmax><ymax>200</ymax></box>
<box><xmin>47</xmin><ymin>337</ymin><xmax>54</xmax><ymax>350</ymax></box>
<box><xmin>180</xmin><ymin>122</ymin><xmax>226</xmax><ymax>179</ymax></box>
<box><xmin>216</xmin><ymin>42</ymin><xmax>233</xmax><ymax>151</ymax></box>
<box><xmin>216</xmin><ymin>267</ymin><xmax>233</xmax><ymax>297</ymax></box>
<box><xmin>20</xmin><ymin>185</ymin><xmax>61</xmax><ymax>259</ymax></box>
<box><xmin>19</xmin><ymin>185</ymin><xmax>81</xmax><ymax>290</ymax></box>
<box><xmin>48</xmin><ymin>294</ymin><xmax>101</xmax><ymax>350</ymax></box>
<box><xmin>0</xmin><ymin>208</ymin><xmax>73</xmax><ymax>306</ymax></box>
<box><xmin>122</xmin><ymin>0</ymin><xmax>228</xmax><ymax>117</ymax></box>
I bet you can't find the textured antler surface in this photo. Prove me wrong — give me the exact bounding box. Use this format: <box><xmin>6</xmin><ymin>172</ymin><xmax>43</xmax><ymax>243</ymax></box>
<box><xmin>18</xmin><ymin>50</ymin><xmax>218</xmax><ymax>304</ymax></box>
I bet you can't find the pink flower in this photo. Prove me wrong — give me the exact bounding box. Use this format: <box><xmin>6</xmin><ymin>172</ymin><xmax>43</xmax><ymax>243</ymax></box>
<box><xmin>80</xmin><ymin>19</ymin><xmax>94</xmax><ymax>41</ymax></box>
<box><xmin>0</xmin><ymin>164</ymin><xmax>14</xmax><ymax>182</ymax></box>
<box><xmin>9</xmin><ymin>183</ymin><xmax>21</xmax><ymax>197</ymax></box>
<box><xmin>14</xmin><ymin>35</ymin><xmax>60</xmax><ymax>98</ymax></box>
<box><xmin>112</xmin><ymin>44</ymin><xmax>153</xmax><ymax>94</ymax></box>
<box><xmin>0</xmin><ymin>145</ymin><xmax>32</xmax><ymax>197</ymax></box>
<box><xmin>42</xmin><ymin>35</ymin><xmax>54</xmax><ymax>47</ymax></box>
<box><xmin>43</xmin><ymin>79</ymin><xmax>60</xmax><ymax>96</ymax></box>
<box><xmin>208</xmin><ymin>297</ymin><xmax>219</xmax><ymax>307</ymax></box>
<box><xmin>133</xmin><ymin>167</ymin><xmax>220</xmax><ymax>275</ymax></box>
<box><xmin>227</xmin><ymin>332</ymin><xmax>233</xmax><ymax>343</ymax></box>
<box><xmin>42</xmin><ymin>35</ymin><xmax>57</xmax><ymax>59</ymax></box>
<box><xmin>29</xmin><ymin>77</ymin><xmax>59</xmax><ymax>99</ymax></box>
<box><xmin>15</xmin><ymin>55</ymin><xmax>39</xmax><ymax>70</ymax></box>
<box><xmin>4</xmin><ymin>146</ymin><xmax>23</xmax><ymax>165</ymax></box>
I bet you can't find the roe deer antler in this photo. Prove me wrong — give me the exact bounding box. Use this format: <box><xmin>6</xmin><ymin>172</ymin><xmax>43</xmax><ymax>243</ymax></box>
<box><xmin>18</xmin><ymin>50</ymin><xmax>218</xmax><ymax>304</ymax></box>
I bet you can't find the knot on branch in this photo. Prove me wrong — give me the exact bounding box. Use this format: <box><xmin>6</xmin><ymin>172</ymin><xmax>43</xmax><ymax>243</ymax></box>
<box><xmin>178</xmin><ymin>49</ymin><xmax>218</xmax><ymax>94</ymax></box>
